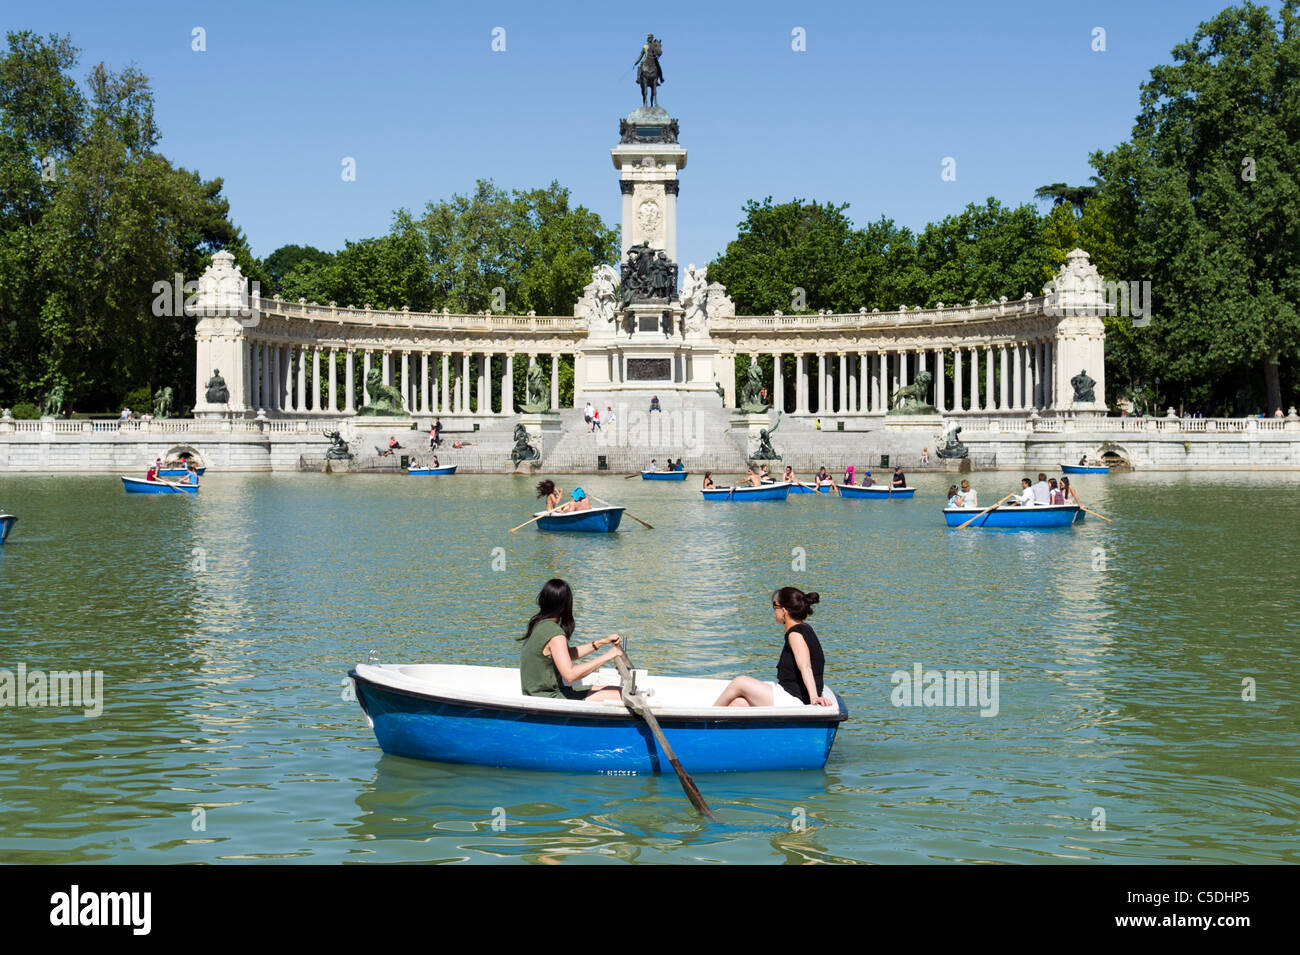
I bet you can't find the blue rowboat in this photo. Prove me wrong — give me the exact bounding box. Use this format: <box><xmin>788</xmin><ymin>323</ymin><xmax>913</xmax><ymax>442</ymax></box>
<box><xmin>535</xmin><ymin>505</ymin><xmax>624</xmax><ymax>533</ymax></box>
<box><xmin>702</xmin><ymin>481</ymin><xmax>792</xmax><ymax>502</ymax></box>
<box><xmin>158</xmin><ymin>466</ymin><xmax>205</xmax><ymax>478</ymax></box>
<box><xmin>789</xmin><ymin>482</ymin><xmax>832</xmax><ymax>495</ymax></box>
<box><xmin>641</xmin><ymin>470</ymin><xmax>689</xmax><ymax>481</ymax></box>
<box><xmin>349</xmin><ymin>663</ymin><xmax>847</xmax><ymax>774</ymax></box>
<box><xmin>943</xmin><ymin>503</ymin><xmax>1081</xmax><ymax>528</ymax></box>
<box><xmin>1061</xmin><ymin>463</ymin><xmax>1109</xmax><ymax>475</ymax></box>
<box><xmin>408</xmin><ymin>465</ymin><xmax>458</xmax><ymax>476</ymax></box>
<box><xmin>121</xmin><ymin>476</ymin><xmax>198</xmax><ymax>495</ymax></box>
<box><xmin>0</xmin><ymin>514</ymin><xmax>16</xmax><ymax>545</ymax></box>
<box><xmin>836</xmin><ymin>484</ymin><xmax>915</xmax><ymax>499</ymax></box>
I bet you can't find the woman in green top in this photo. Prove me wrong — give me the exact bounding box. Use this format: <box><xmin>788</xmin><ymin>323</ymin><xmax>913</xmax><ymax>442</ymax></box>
<box><xmin>519</xmin><ymin>578</ymin><xmax>623</xmax><ymax>701</ymax></box>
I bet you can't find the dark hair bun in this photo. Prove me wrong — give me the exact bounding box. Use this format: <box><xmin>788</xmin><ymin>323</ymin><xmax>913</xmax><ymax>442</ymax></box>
<box><xmin>805</xmin><ymin>592</ymin><xmax>820</xmax><ymax>605</ymax></box>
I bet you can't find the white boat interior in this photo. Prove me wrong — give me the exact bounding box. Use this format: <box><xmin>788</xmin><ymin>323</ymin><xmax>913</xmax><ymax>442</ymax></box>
<box><xmin>532</xmin><ymin>505</ymin><xmax>624</xmax><ymax>518</ymax></box>
<box><xmin>352</xmin><ymin>663</ymin><xmax>841</xmax><ymax>720</ymax></box>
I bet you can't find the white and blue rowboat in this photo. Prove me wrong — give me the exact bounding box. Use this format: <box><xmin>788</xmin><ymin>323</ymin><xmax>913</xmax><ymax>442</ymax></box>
<box><xmin>641</xmin><ymin>470</ymin><xmax>689</xmax><ymax>481</ymax></box>
<box><xmin>349</xmin><ymin>663</ymin><xmax>847</xmax><ymax>774</ymax></box>
<box><xmin>836</xmin><ymin>484</ymin><xmax>916</xmax><ymax>499</ymax></box>
<box><xmin>157</xmin><ymin>466</ymin><xmax>205</xmax><ymax>478</ymax></box>
<box><xmin>0</xmin><ymin>514</ymin><xmax>16</xmax><ymax>545</ymax></box>
<box><xmin>702</xmin><ymin>481</ymin><xmax>792</xmax><ymax>501</ymax></box>
<box><xmin>121</xmin><ymin>476</ymin><xmax>198</xmax><ymax>495</ymax></box>
<box><xmin>943</xmin><ymin>503</ymin><xmax>1082</xmax><ymax>528</ymax></box>
<box><xmin>789</xmin><ymin>482</ymin><xmax>833</xmax><ymax>495</ymax></box>
<box><xmin>1061</xmin><ymin>463</ymin><xmax>1109</xmax><ymax>475</ymax></box>
<box><xmin>534</xmin><ymin>505</ymin><xmax>624</xmax><ymax>533</ymax></box>
<box><xmin>408</xmin><ymin>465</ymin><xmax>458</xmax><ymax>476</ymax></box>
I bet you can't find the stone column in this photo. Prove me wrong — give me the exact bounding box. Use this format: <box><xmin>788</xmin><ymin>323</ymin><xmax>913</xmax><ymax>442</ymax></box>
<box><xmin>871</xmin><ymin>352</ymin><xmax>881</xmax><ymax>412</ymax></box>
<box><xmin>440</xmin><ymin>353</ymin><xmax>449</xmax><ymax>413</ymax></box>
<box><xmin>967</xmin><ymin>347</ymin><xmax>977</xmax><ymax>413</ymax></box>
<box><xmin>481</xmin><ymin>353</ymin><xmax>492</xmax><ymax>413</ymax></box>
<box><xmin>998</xmin><ymin>345</ymin><xmax>1008</xmax><ymax>410</ymax></box>
<box><xmin>503</xmin><ymin>353</ymin><xmax>514</xmax><ymax>414</ymax></box>
<box><xmin>419</xmin><ymin>353</ymin><xmax>428</xmax><ymax>413</ymax></box>
<box><xmin>309</xmin><ymin>348</ymin><xmax>319</xmax><ymax>412</ymax></box>
<box><xmin>327</xmin><ymin>348</ymin><xmax>337</xmax><ymax>413</ymax></box>
<box><xmin>550</xmin><ymin>354</ymin><xmax>559</xmax><ymax>410</ymax></box>
<box><xmin>898</xmin><ymin>351</ymin><xmax>909</xmax><ymax>392</ymax></box>
<box><xmin>948</xmin><ymin>347</ymin><xmax>959</xmax><ymax>412</ymax></box>
<box><xmin>398</xmin><ymin>351</ymin><xmax>408</xmax><ymax>412</ymax></box>
<box><xmin>344</xmin><ymin>349</ymin><xmax>355</xmax><ymax>412</ymax></box>
<box><xmin>794</xmin><ymin>354</ymin><xmax>805</xmax><ymax>413</ymax></box>
<box><xmin>1044</xmin><ymin>341</ymin><xmax>1054</xmax><ymax>409</ymax></box>
<box><xmin>842</xmin><ymin>350</ymin><xmax>852</xmax><ymax>410</ymax></box>
<box><xmin>268</xmin><ymin>346</ymin><xmax>279</xmax><ymax>412</ymax></box>
<box><xmin>1034</xmin><ymin>342</ymin><xmax>1044</xmax><ymax>409</ymax></box>
<box><xmin>858</xmin><ymin>354</ymin><xmax>868</xmax><ymax>413</ymax></box>
<box><xmin>360</xmin><ymin>351</ymin><xmax>370</xmax><ymax>406</ymax></box>
<box><xmin>932</xmin><ymin>348</ymin><xmax>944</xmax><ymax>412</ymax></box>
<box><xmin>457</xmin><ymin>352</ymin><xmax>467</xmax><ymax>412</ymax></box>
<box><xmin>772</xmin><ymin>353</ymin><xmax>783</xmax><ymax>413</ymax></box>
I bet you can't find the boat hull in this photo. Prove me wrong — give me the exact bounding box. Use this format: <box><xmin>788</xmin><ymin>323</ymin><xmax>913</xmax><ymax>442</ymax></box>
<box><xmin>351</xmin><ymin>668</ymin><xmax>845</xmax><ymax>774</ymax></box>
<box><xmin>836</xmin><ymin>484</ymin><xmax>915</xmax><ymax>499</ymax></box>
<box><xmin>122</xmin><ymin>476</ymin><xmax>198</xmax><ymax>495</ymax></box>
<box><xmin>535</xmin><ymin>506</ymin><xmax>624</xmax><ymax>533</ymax></box>
<box><xmin>703</xmin><ymin>481</ymin><xmax>792</xmax><ymax>501</ymax></box>
<box><xmin>408</xmin><ymin>466</ymin><xmax>458</xmax><ymax>476</ymax></box>
<box><xmin>1061</xmin><ymin>464</ymin><xmax>1109</xmax><ymax>475</ymax></box>
<box><xmin>157</xmin><ymin>466</ymin><xmax>205</xmax><ymax>478</ymax></box>
<box><xmin>0</xmin><ymin>515</ymin><xmax>15</xmax><ymax>545</ymax></box>
<box><xmin>943</xmin><ymin>504</ymin><xmax>1081</xmax><ymax>528</ymax></box>
<box><xmin>641</xmin><ymin>470</ymin><xmax>688</xmax><ymax>481</ymax></box>
<box><xmin>789</xmin><ymin>483</ymin><xmax>832</xmax><ymax>494</ymax></box>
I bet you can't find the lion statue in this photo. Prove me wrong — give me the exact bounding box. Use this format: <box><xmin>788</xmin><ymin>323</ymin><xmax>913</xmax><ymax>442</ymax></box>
<box><xmin>889</xmin><ymin>371</ymin><xmax>935</xmax><ymax>414</ymax></box>
<box><xmin>357</xmin><ymin>368</ymin><xmax>409</xmax><ymax>416</ymax></box>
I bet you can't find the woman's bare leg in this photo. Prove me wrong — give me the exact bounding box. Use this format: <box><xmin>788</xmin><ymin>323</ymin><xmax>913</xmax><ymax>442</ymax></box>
<box><xmin>713</xmin><ymin>675</ymin><xmax>774</xmax><ymax>707</ymax></box>
<box><xmin>585</xmin><ymin>685</ymin><xmax>622</xmax><ymax>702</ymax></box>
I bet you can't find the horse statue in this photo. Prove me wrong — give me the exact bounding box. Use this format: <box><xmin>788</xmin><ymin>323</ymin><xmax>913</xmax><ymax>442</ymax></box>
<box><xmin>41</xmin><ymin>386</ymin><xmax>66</xmax><ymax>418</ymax></box>
<box><xmin>519</xmin><ymin>363</ymin><xmax>550</xmax><ymax>414</ymax></box>
<box><xmin>635</xmin><ymin>34</ymin><xmax>665</xmax><ymax>108</ymax></box>
<box><xmin>357</xmin><ymin>368</ymin><xmax>409</xmax><ymax>416</ymax></box>
<box><xmin>153</xmin><ymin>387</ymin><xmax>174</xmax><ymax>419</ymax></box>
<box><xmin>510</xmin><ymin>424</ymin><xmax>541</xmax><ymax>465</ymax></box>
<box><xmin>889</xmin><ymin>371</ymin><xmax>935</xmax><ymax>414</ymax></box>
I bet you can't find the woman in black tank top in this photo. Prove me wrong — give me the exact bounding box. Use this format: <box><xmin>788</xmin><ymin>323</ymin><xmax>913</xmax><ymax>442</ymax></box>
<box><xmin>713</xmin><ymin>587</ymin><xmax>832</xmax><ymax>707</ymax></box>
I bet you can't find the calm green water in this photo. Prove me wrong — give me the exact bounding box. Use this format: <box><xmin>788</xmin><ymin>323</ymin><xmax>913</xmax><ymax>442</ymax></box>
<box><xmin>0</xmin><ymin>470</ymin><xmax>1296</xmax><ymax>864</ymax></box>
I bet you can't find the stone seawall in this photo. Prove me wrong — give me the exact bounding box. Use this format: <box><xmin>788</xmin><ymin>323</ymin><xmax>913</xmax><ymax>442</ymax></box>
<box><xmin>2</xmin><ymin>415</ymin><xmax>1298</xmax><ymax>472</ymax></box>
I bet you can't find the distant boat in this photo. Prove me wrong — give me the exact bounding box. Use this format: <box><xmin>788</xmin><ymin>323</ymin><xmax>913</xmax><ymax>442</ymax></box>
<box><xmin>1061</xmin><ymin>463</ymin><xmax>1109</xmax><ymax>475</ymax></box>
<box><xmin>408</xmin><ymin>465</ymin><xmax>457</xmax><ymax>476</ymax></box>
<box><xmin>837</xmin><ymin>484</ymin><xmax>915</xmax><ymax>499</ymax></box>
<box><xmin>702</xmin><ymin>481</ymin><xmax>792</xmax><ymax>501</ymax></box>
<box><xmin>157</xmin><ymin>466</ymin><xmax>205</xmax><ymax>478</ymax></box>
<box><xmin>641</xmin><ymin>470</ymin><xmax>688</xmax><ymax>481</ymax></box>
<box><xmin>121</xmin><ymin>476</ymin><xmax>198</xmax><ymax>495</ymax></box>
<box><xmin>789</xmin><ymin>482</ymin><xmax>833</xmax><ymax>494</ymax></box>
<box><xmin>534</xmin><ymin>505</ymin><xmax>624</xmax><ymax>533</ymax></box>
<box><xmin>943</xmin><ymin>504</ymin><xmax>1081</xmax><ymax>528</ymax></box>
<box><xmin>0</xmin><ymin>513</ymin><xmax>16</xmax><ymax>545</ymax></box>
<box><xmin>349</xmin><ymin>663</ymin><xmax>847</xmax><ymax>773</ymax></box>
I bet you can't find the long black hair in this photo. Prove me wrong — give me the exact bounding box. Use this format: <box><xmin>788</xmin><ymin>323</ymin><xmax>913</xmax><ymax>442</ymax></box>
<box><xmin>535</xmin><ymin>479</ymin><xmax>556</xmax><ymax>499</ymax></box>
<box><xmin>520</xmin><ymin>578</ymin><xmax>575</xmax><ymax>641</ymax></box>
<box><xmin>772</xmin><ymin>586</ymin><xmax>819</xmax><ymax>621</ymax></box>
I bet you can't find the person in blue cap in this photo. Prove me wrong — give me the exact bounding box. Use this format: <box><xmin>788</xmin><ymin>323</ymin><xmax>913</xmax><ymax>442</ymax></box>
<box><xmin>860</xmin><ymin>469</ymin><xmax>875</xmax><ymax>487</ymax></box>
<box><xmin>566</xmin><ymin>486</ymin><xmax>593</xmax><ymax>511</ymax></box>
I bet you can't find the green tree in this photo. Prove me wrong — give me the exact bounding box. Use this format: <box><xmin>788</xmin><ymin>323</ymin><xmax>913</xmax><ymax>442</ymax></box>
<box><xmin>1088</xmin><ymin>1</ymin><xmax>1300</xmax><ymax>414</ymax></box>
<box><xmin>914</xmin><ymin>198</ymin><xmax>1051</xmax><ymax>306</ymax></box>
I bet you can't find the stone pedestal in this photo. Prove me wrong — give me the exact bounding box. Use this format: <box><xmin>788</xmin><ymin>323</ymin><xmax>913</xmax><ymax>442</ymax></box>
<box><xmin>612</xmin><ymin>107</ymin><xmax>686</xmax><ymax>264</ymax></box>
<box><xmin>884</xmin><ymin>413</ymin><xmax>943</xmax><ymax>434</ymax></box>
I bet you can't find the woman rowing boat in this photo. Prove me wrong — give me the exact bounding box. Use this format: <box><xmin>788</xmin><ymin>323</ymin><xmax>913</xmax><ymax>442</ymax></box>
<box><xmin>518</xmin><ymin>579</ymin><xmax>623</xmax><ymax>702</ymax></box>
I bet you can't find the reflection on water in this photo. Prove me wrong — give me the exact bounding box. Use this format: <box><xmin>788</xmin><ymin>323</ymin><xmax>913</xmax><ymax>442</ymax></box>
<box><xmin>0</xmin><ymin>471</ymin><xmax>1296</xmax><ymax>863</ymax></box>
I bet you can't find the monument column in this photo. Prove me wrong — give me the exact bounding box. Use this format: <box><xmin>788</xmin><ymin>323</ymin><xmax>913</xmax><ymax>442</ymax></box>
<box><xmin>550</xmin><ymin>354</ymin><xmax>560</xmax><ymax>410</ymax></box>
<box><xmin>772</xmin><ymin>353</ymin><xmax>783</xmax><ymax>413</ymax></box>
<box><xmin>503</xmin><ymin>353</ymin><xmax>514</xmax><ymax>414</ymax></box>
<box><xmin>999</xmin><ymin>345</ymin><xmax>1008</xmax><ymax>410</ymax></box>
<box><xmin>934</xmin><ymin>347</ymin><xmax>946</xmax><ymax>413</ymax></box>
<box><xmin>953</xmin><ymin>348</ymin><xmax>963</xmax><ymax>412</ymax></box>
<box><xmin>968</xmin><ymin>347</ymin><xmax>978</xmax><ymax>413</ymax></box>
<box><xmin>344</xmin><ymin>349</ymin><xmax>354</xmax><ymax>413</ymax></box>
<box><xmin>838</xmin><ymin>352</ymin><xmax>848</xmax><ymax>413</ymax></box>
<box><xmin>441</xmin><ymin>353</ymin><xmax>450</xmax><ymax>413</ymax></box>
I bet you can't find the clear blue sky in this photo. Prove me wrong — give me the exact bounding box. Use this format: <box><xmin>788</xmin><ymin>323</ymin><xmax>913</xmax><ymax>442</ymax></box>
<box><xmin>12</xmin><ymin>0</ymin><xmax>1276</xmax><ymax>266</ymax></box>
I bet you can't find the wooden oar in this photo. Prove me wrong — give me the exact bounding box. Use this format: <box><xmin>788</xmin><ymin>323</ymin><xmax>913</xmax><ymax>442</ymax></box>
<box><xmin>612</xmin><ymin>655</ymin><xmax>716</xmax><ymax>822</ymax></box>
<box><xmin>1080</xmin><ymin>505</ymin><xmax>1113</xmax><ymax>522</ymax></box>
<box><xmin>509</xmin><ymin>514</ymin><xmax>546</xmax><ymax>533</ymax></box>
<box><xmin>590</xmin><ymin>494</ymin><xmax>653</xmax><ymax>529</ymax></box>
<box><xmin>956</xmin><ymin>492</ymin><xmax>1017</xmax><ymax>530</ymax></box>
<box><xmin>623</xmin><ymin>472</ymin><xmax>641</xmax><ymax>480</ymax></box>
